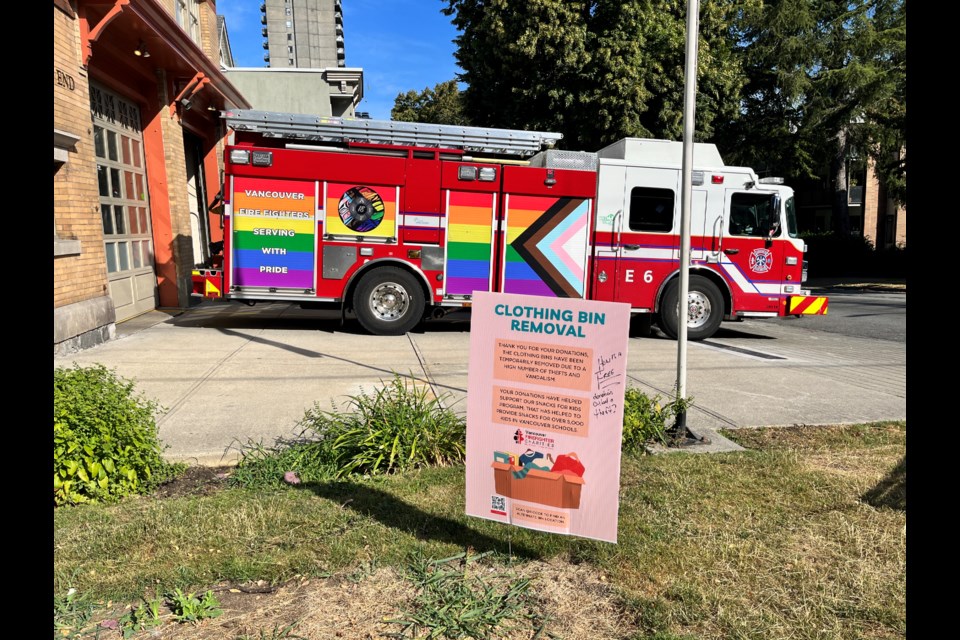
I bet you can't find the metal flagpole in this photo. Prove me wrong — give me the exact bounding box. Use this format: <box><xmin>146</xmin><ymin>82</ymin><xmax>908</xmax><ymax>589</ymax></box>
<box><xmin>670</xmin><ymin>0</ymin><xmax>703</xmax><ymax>446</ymax></box>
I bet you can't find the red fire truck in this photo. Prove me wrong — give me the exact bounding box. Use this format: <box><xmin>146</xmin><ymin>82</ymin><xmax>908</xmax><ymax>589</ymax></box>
<box><xmin>192</xmin><ymin>110</ymin><xmax>827</xmax><ymax>339</ymax></box>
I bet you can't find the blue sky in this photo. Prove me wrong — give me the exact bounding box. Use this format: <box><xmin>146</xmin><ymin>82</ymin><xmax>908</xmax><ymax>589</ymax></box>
<box><xmin>217</xmin><ymin>0</ymin><xmax>463</xmax><ymax>120</ymax></box>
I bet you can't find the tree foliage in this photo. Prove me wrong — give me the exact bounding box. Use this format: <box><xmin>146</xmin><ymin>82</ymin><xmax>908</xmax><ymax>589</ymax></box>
<box><xmin>428</xmin><ymin>0</ymin><xmax>904</xmax><ymax>207</ymax></box>
<box><xmin>716</xmin><ymin>0</ymin><xmax>906</xmax><ymax>212</ymax></box>
<box><xmin>392</xmin><ymin>79</ymin><xmax>470</xmax><ymax>125</ymax></box>
<box><xmin>442</xmin><ymin>0</ymin><xmax>745</xmax><ymax>150</ymax></box>
<box><xmin>442</xmin><ymin>0</ymin><xmax>592</xmax><ymax>139</ymax></box>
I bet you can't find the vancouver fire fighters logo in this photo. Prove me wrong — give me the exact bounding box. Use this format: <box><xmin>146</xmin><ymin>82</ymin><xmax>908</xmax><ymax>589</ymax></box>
<box><xmin>513</xmin><ymin>429</ymin><xmax>524</xmax><ymax>445</ymax></box>
<box><xmin>338</xmin><ymin>186</ymin><xmax>385</xmax><ymax>232</ymax></box>
<box><xmin>748</xmin><ymin>248</ymin><xmax>773</xmax><ymax>274</ymax></box>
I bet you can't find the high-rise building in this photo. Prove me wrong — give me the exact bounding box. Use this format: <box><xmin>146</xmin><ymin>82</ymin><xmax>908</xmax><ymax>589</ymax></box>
<box><xmin>261</xmin><ymin>0</ymin><xmax>345</xmax><ymax>69</ymax></box>
<box><xmin>226</xmin><ymin>0</ymin><xmax>361</xmax><ymax>118</ymax></box>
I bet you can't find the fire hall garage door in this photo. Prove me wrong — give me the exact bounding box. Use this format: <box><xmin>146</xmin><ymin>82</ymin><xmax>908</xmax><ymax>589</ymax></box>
<box><xmin>91</xmin><ymin>85</ymin><xmax>158</xmax><ymax>322</ymax></box>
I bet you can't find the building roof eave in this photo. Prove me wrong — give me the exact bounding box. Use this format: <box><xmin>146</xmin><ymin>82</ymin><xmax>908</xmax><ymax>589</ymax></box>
<box><xmin>78</xmin><ymin>0</ymin><xmax>251</xmax><ymax>110</ymax></box>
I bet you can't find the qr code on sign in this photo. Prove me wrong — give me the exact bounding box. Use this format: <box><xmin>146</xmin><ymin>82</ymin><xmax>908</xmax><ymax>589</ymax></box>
<box><xmin>491</xmin><ymin>495</ymin><xmax>506</xmax><ymax>512</ymax></box>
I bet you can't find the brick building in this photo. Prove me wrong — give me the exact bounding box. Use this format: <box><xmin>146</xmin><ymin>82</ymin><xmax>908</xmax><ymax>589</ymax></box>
<box><xmin>54</xmin><ymin>0</ymin><xmax>250</xmax><ymax>354</ymax></box>
<box><xmin>862</xmin><ymin>152</ymin><xmax>907</xmax><ymax>250</ymax></box>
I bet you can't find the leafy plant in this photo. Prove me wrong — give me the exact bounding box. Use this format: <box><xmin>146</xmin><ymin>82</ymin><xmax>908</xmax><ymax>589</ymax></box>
<box><xmin>167</xmin><ymin>588</ymin><xmax>223</xmax><ymax>624</ymax></box>
<box><xmin>386</xmin><ymin>551</ymin><xmax>546</xmax><ymax>639</ymax></box>
<box><xmin>54</xmin><ymin>364</ymin><xmax>183</xmax><ymax>506</ymax></box>
<box><xmin>118</xmin><ymin>594</ymin><xmax>165</xmax><ymax>637</ymax></box>
<box><xmin>232</xmin><ymin>374</ymin><xmax>466</xmax><ymax>486</ymax></box>
<box><xmin>622</xmin><ymin>387</ymin><xmax>691</xmax><ymax>452</ymax></box>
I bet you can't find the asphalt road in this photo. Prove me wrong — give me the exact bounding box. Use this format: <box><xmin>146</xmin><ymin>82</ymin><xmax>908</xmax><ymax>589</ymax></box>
<box><xmin>773</xmin><ymin>290</ymin><xmax>906</xmax><ymax>343</ymax></box>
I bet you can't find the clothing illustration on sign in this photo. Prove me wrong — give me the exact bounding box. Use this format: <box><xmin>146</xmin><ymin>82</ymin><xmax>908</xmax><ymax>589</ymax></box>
<box><xmin>491</xmin><ymin>450</ymin><xmax>586</xmax><ymax>509</ymax></box>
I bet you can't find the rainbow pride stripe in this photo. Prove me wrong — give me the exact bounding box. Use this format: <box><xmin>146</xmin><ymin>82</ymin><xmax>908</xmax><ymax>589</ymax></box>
<box><xmin>446</xmin><ymin>191</ymin><xmax>496</xmax><ymax>296</ymax></box>
<box><xmin>503</xmin><ymin>195</ymin><xmax>589</xmax><ymax>297</ymax></box>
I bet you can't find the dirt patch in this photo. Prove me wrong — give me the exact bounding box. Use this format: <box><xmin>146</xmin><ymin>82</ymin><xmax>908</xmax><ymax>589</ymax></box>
<box><xmin>81</xmin><ymin>558</ymin><xmax>637</xmax><ymax>639</ymax></box>
<box><xmin>152</xmin><ymin>465</ymin><xmax>235</xmax><ymax>499</ymax></box>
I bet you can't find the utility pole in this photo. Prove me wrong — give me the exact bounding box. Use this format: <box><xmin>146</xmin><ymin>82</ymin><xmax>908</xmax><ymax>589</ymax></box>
<box><xmin>669</xmin><ymin>0</ymin><xmax>706</xmax><ymax>447</ymax></box>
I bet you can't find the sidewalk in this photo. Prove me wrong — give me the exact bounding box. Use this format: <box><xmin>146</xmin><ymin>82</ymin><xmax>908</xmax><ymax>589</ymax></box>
<box><xmin>804</xmin><ymin>276</ymin><xmax>906</xmax><ymax>292</ymax></box>
<box><xmin>55</xmin><ymin>288</ymin><xmax>907</xmax><ymax>467</ymax></box>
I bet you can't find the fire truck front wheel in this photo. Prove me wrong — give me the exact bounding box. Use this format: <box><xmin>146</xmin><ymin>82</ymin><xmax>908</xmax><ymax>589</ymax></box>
<box><xmin>658</xmin><ymin>275</ymin><xmax>723</xmax><ymax>341</ymax></box>
<box><xmin>353</xmin><ymin>267</ymin><xmax>426</xmax><ymax>336</ymax></box>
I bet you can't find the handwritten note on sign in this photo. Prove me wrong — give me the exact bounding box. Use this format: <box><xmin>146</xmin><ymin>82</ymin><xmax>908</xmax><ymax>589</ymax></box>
<box><xmin>465</xmin><ymin>292</ymin><xmax>631</xmax><ymax>543</ymax></box>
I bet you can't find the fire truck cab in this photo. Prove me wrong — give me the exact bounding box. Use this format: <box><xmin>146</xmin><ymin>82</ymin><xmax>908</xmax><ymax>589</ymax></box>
<box><xmin>589</xmin><ymin>138</ymin><xmax>818</xmax><ymax>339</ymax></box>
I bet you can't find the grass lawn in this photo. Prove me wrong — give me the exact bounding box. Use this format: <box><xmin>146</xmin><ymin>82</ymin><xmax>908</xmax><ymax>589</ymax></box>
<box><xmin>54</xmin><ymin>421</ymin><xmax>905</xmax><ymax>640</ymax></box>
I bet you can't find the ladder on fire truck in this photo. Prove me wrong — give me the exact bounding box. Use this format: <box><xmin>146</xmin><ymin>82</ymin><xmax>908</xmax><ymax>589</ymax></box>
<box><xmin>222</xmin><ymin>109</ymin><xmax>563</xmax><ymax>157</ymax></box>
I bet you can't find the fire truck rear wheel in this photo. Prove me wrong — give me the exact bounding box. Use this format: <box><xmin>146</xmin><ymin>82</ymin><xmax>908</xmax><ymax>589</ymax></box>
<box><xmin>658</xmin><ymin>275</ymin><xmax>723</xmax><ymax>341</ymax></box>
<box><xmin>353</xmin><ymin>267</ymin><xmax>425</xmax><ymax>336</ymax></box>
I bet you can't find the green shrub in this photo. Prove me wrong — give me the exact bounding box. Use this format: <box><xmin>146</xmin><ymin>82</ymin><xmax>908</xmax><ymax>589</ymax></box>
<box><xmin>54</xmin><ymin>364</ymin><xmax>181</xmax><ymax>506</ymax></box>
<box><xmin>621</xmin><ymin>387</ymin><xmax>691</xmax><ymax>453</ymax></box>
<box><xmin>232</xmin><ymin>374</ymin><xmax>466</xmax><ymax>487</ymax></box>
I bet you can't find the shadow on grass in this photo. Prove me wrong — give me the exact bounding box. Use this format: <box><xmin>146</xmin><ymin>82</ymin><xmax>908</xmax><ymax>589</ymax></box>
<box><xmin>299</xmin><ymin>480</ymin><xmax>544</xmax><ymax>559</ymax></box>
<box><xmin>861</xmin><ymin>456</ymin><xmax>905</xmax><ymax>511</ymax></box>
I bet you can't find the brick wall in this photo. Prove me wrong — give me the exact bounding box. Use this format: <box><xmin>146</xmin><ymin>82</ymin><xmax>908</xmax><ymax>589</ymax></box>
<box><xmin>53</xmin><ymin>4</ymin><xmax>110</xmax><ymax>309</ymax></box>
<box><xmin>862</xmin><ymin>153</ymin><xmax>907</xmax><ymax>250</ymax></box>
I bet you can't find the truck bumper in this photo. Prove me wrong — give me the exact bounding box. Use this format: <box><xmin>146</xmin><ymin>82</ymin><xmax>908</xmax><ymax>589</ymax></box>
<box><xmin>191</xmin><ymin>269</ymin><xmax>223</xmax><ymax>298</ymax></box>
<box><xmin>785</xmin><ymin>294</ymin><xmax>828</xmax><ymax>316</ymax></box>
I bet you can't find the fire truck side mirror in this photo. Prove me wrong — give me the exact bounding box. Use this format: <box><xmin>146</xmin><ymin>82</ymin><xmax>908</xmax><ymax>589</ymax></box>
<box><xmin>209</xmin><ymin>191</ymin><xmax>225</xmax><ymax>215</ymax></box>
<box><xmin>766</xmin><ymin>221</ymin><xmax>780</xmax><ymax>247</ymax></box>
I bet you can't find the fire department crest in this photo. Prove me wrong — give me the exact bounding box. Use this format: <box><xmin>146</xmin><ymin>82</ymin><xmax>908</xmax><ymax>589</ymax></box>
<box><xmin>748</xmin><ymin>248</ymin><xmax>773</xmax><ymax>273</ymax></box>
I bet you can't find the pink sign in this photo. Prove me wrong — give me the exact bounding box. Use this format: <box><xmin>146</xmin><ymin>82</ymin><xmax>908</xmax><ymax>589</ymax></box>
<box><xmin>465</xmin><ymin>292</ymin><xmax>630</xmax><ymax>543</ymax></box>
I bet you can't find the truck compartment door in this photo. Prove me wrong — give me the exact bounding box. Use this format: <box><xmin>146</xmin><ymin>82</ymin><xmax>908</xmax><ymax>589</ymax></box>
<box><xmin>230</xmin><ymin>176</ymin><xmax>320</xmax><ymax>295</ymax></box>
<box><xmin>441</xmin><ymin>162</ymin><xmax>502</xmax><ymax>298</ymax></box>
<box><xmin>614</xmin><ymin>167</ymin><xmax>681</xmax><ymax>308</ymax></box>
<box><xmin>499</xmin><ymin>165</ymin><xmax>596</xmax><ymax>298</ymax></box>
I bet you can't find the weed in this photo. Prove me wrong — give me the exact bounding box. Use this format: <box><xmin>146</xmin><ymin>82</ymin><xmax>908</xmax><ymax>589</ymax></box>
<box><xmin>167</xmin><ymin>588</ymin><xmax>223</xmax><ymax>623</ymax></box>
<box><xmin>621</xmin><ymin>386</ymin><xmax>691</xmax><ymax>452</ymax></box>
<box><xmin>53</xmin><ymin>587</ymin><xmax>99</xmax><ymax>639</ymax></box>
<box><xmin>347</xmin><ymin>558</ymin><xmax>380</xmax><ymax>583</ymax></box>
<box><xmin>231</xmin><ymin>374</ymin><xmax>466</xmax><ymax>486</ymax></box>
<box><xmin>117</xmin><ymin>594</ymin><xmax>165</xmax><ymax>637</ymax></box>
<box><xmin>311</xmin><ymin>375</ymin><xmax>467</xmax><ymax>477</ymax></box>
<box><xmin>229</xmin><ymin>438</ymin><xmax>339</xmax><ymax>489</ymax></box>
<box><xmin>236</xmin><ymin>621</ymin><xmax>308</xmax><ymax>639</ymax></box>
<box><xmin>386</xmin><ymin>551</ymin><xmax>547</xmax><ymax>639</ymax></box>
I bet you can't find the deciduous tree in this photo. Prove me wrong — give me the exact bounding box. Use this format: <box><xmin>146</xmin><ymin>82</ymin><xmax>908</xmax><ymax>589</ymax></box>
<box><xmin>391</xmin><ymin>79</ymin><xmax>470</xmax><ymax>125</ymax></box>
